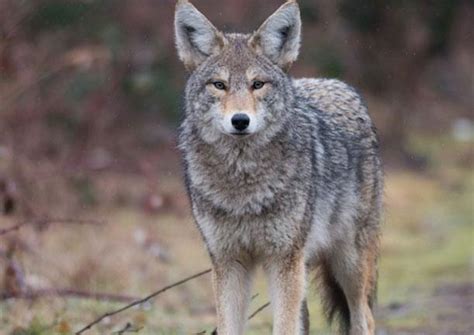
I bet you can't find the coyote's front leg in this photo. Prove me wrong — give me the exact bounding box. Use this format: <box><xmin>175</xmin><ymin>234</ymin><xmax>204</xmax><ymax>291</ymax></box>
<box><xmin>213</xmin><ymin>260</ymin><xmax>254</xmax><ymax>335</ymax></box>
<box><xmin>265</xmin><ymin>251</ymin><xmax>306</xmax><ymax>335</ymax></box>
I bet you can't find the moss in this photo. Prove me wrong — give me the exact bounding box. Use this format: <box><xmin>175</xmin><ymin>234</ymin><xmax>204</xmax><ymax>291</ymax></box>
<box><xmin>10</xmin><ymin>318</ymin><xmax>53</xmax><ymax>335</ymax></box>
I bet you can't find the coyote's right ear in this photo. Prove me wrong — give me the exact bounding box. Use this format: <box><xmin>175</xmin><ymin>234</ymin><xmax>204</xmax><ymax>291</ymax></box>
<box><xmin>174</xmin><ymin>0</ymin><xmax>227</xmax><ymax>71</ymax></box>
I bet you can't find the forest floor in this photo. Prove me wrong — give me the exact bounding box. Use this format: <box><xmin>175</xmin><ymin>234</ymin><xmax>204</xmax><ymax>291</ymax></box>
<box><xmin>0</xmin><ymin>135</ymin><xmax>472</xmax><ymax>335</ymax></box>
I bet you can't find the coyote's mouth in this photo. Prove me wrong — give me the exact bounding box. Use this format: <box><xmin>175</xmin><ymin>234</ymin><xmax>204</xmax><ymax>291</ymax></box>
<box><xmin>231</xmin><ymin>132</ymin><xmax>250</xmax><ymax>137</ymax></box>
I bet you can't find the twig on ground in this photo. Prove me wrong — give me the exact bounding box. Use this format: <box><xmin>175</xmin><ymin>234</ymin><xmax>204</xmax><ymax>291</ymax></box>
<box><xmin>206</xmin><ymin>300</ymin><xmax>271</xmax><ymax>335</ymax></box>
<box><xmin>0</xmin><ymin>223</ymin><xmax>24</xmax><ymax>236</ymax></box>
<box><xmin>75</xmin><ymin>268</ymin><xmax>212</xmax><ymax>335</ymax></box>
<box><xmin>0</xmin><ymin>217</ymin><xmax>105</xmax><ymax>236</ymax></box>
<box><xmin>37</xmin><ymin>218</ymin><xmax>105</xmax><ymax>226</ymax></box>
<box><xmin>0</xmin><ymin>288</ymin><xmax>139</xmax><ymax>303</ymax></box>
<box><xmin>112</xmin><ymin>322</ymin><xmax>143</xmax><ymax>334</ymax></box>
<box><xmin>248</xmin><ymin>301</ymin><xmax>271</xmax><ymax>320</ymax></box>
<box><xmin>250</xmin><ymin>293</ymin><xmax>259</xmax><ymax>301</ymax></box>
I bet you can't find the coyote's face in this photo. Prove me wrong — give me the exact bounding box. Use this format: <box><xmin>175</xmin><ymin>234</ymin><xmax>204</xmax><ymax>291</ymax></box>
<box><xmin>175</xmin><ymin>0</ymin><xmax>302</xmax><ymax>143</ymax></box>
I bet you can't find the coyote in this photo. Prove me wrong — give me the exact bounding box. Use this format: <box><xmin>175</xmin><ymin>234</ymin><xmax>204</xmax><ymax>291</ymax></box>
<box><xmin>174</xmin><ymin>1</ymin><xmax>382</xmax><ymax>334</ymax></box>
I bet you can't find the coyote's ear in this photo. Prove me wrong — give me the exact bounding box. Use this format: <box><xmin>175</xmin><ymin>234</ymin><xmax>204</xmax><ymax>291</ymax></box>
<box><xmin>250</xmin><ymin>1</ymin><xmax>301</xmax><ymax>70</ymax></box>
<box><xmin>174</xmin><ymin>0</ymin><xmax>227</xmax><ymax>71</ymax></box>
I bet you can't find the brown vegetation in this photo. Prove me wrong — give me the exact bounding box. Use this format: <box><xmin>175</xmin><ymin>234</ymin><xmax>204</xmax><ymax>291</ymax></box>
<box><xmin>0</xmin><ymin>0</ymin><xmax>472</xmax><ymax>334</ymax></box>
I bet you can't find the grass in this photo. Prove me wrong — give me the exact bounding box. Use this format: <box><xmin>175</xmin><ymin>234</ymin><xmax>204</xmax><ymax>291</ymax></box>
<box><xmin>0</xmin><ymin>135</ymin><xmax>472</xmax><ymax>334</ymax></box>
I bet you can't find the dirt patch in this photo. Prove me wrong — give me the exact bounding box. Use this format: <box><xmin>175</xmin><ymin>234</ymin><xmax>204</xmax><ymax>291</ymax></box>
<box><xmin>378</xmin><ymin>283</ymin><xmax>474</xmax><ymax>334</ymax></box>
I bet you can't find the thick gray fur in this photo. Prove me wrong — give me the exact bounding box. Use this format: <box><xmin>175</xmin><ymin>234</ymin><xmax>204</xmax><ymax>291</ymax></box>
<box><xmin>175</xmin><ymin>1</ymin><xmax>382</xmax><ymax>334</ymax></box>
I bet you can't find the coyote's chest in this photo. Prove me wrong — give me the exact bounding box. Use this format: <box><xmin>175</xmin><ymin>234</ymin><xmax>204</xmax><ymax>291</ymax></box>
<box><xmin>183</xmin><ymin>134</ymin><xmax>313</xmax><ymax>256</ymax></box>
<box><xmin>186</xmin><ymin>141</ymin><xmax>298</xmax><ymax>216</ymax></box>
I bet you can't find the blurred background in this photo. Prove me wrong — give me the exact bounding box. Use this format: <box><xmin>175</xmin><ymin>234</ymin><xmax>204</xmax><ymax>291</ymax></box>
<box><xmin>0</xmin><ymin>0</ymin><xmax>472</xmax><ymax>334</ymax></box>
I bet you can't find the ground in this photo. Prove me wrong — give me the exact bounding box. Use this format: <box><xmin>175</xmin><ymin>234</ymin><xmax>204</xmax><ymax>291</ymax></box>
<box><xmin>0</xmin><ymin>135</ymin><xmax>472</xmax><ymax>334</ymax></box>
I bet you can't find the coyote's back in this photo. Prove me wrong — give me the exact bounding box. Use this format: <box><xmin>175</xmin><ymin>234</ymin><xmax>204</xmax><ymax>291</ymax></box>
<box><xmin>174</xmin><ymin>1</ymin><xmax>382</xmax><ymax>334</ymax></box>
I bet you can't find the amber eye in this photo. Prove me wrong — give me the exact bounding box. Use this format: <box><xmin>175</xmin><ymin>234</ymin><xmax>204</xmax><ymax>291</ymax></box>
<box><xmin>252</xmin><ymin>81</ymin><xmax>265</xmax><ymax>90</ymax></box>
<box><xmin>213</xmin><ymin>81</ymin><xmax>226</xmax><ymax>90</ymax></box>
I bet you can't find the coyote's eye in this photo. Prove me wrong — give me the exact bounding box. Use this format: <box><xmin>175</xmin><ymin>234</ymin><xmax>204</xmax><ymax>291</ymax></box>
<box><xmin>252</xmin><ymin>81</ymin><xmax>265</xmax><ymax>90</ymax></box>
<box><xmin>213</xmin><ymin>81</ymin><xmax>226</xmax><ymax>90</ymax></box>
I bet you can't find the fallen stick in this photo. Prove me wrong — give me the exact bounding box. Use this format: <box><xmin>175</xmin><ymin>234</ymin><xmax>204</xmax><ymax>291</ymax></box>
<box><xmin>0</xmin><ymin>218</ymin><xmax>104</xmax><ymax>236</ymax></box>
<box><xmin>0</xmin><ymin>223</ymin><xmax>24</xmax><ymax>236</ymax></box>
<box><xmin>75</xmin><ymin>268</ymin><xmax>212</xmax><ymax>335</ymax></box>
<box><xmin>207</xmin><ymin>301</ymin><xmax>271</xmax><ymax>335</ymax></box>
<box><xmin>0</xmin><ymin>288</ymin><xmax>139</xmax><ymax>303</ymax></box>
<box><xmin>248</xmin><ymin>301</ymin><xmax>271</xmax><ymax>320</ymax></box>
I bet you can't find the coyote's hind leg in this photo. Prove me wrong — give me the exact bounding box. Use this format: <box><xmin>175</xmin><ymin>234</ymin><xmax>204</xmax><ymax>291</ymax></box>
<box><xmin>330</xmin><ymin>244</ymin><xmax>378</xmax><ymax>335</ymax></box>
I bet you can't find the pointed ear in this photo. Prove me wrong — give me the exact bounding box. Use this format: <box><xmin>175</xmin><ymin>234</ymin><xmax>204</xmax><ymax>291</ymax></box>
<box><xmin>249</xmin><ymin>1</ymin><xmax>301</xmax><ymax>70</ymax></box>
<box><xmin>174</xmin><ymin>0</ymin><xmax>227</xmax><ymax>71</ymax></box>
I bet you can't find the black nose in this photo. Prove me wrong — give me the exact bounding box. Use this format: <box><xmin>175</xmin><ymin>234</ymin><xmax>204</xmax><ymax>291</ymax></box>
<box><xmin>231</xmin><ymin>113</ymin><xmax>250</xmax><ymax>131</ymax></box>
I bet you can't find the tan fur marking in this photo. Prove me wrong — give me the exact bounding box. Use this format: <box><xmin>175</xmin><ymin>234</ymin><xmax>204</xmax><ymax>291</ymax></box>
<box><xmin>223</xmin><ymin>90</ymin><xmax>256</xmax><ymax>115</ymax></box>
<box><xmin>266</xmin><ymin>252</ymin><xmax>306</xmax><ymax>335</ymax></box>
<box><xmin>344</xmin><ymin>243</ymin><xmax>378</xmax><ymax>335</ymax></box>
<box><xmin>362</xmin><ymin>244</ymin><xmax>378</xmax><ymax>335</ymax></box>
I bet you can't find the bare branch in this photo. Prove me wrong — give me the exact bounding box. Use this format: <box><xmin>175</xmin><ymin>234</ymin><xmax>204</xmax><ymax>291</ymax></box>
<box><xmin>0</xmin><ymin>288</ymin><xmax>140</xmax><ymax>303</ymax></box>
<box><xmin>0</xmin><ymin>223</ymin><xmax>24</xmax><ymax>236</ymax></box>
<box><xmin>0</xmin><ymin>217</ymin><xmax>105</xmax><ymax>236</ymax></box>
<box><xmin>36</xmin><ymin>218</ymin><xmax>105</xmax><ymax>226</ymax></box>
<box><xmin>205</xmin><ymin>300</ymin><xmax>271</xmax><ymax>335</ymax></box>
<box><xmin>112</xmin><ymin>322</ymin><xmax>143</xmax><ymax>334</ymax></box>
<box><xmin>248</xmin><ymin>301</ymin><xmax>270</xmax><ymax>320</ymax></box>
<box><xmin>75</xmin><ymin>268</ymin><xmax>212</xmax><ymax>335</ymax></box>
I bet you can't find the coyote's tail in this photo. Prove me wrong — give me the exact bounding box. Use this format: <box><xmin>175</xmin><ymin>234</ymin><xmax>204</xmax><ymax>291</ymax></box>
<box><xmin>316</xmin><ymin>261</ymin><xmax>351</xmax><ymax>334</ymax></box>
<box><xmin>316</xmin><ymin>261</ymin><xmax>378</xmax><ymax>334</ymax></box>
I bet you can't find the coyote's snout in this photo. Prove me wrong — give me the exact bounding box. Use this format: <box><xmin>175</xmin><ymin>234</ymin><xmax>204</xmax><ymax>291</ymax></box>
<box><xmin>175</xmin><ymin>1</ymin><xmax>383</xmax><ymax>334</ymax></box>
<box><xmin>210</xmin><ymin>77</ymin><xmax>262</xmax><ymax>137</ymax></box>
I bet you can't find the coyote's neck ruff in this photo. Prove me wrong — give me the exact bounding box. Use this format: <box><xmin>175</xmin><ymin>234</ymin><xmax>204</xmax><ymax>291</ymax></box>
<box><xmin>175</xmin><ymin>1</ymin><xmax>382</xmax><ymax>334</ymax></box>
<box><xmin>182</xmin><ymin>109</ymin><xmax>299</xmax><ymax>217</ymax></box>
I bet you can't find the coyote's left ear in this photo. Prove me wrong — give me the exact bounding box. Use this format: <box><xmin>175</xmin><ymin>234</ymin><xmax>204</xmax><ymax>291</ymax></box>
<box><xmin>250</xmin><ymin>1</ymin><xmax>301</xmax><ymax>70</ymax></box>
<box><xmin>174</xmin><ymin>0</ymin><xmax>227</xmax><ymax>71</ymax></box>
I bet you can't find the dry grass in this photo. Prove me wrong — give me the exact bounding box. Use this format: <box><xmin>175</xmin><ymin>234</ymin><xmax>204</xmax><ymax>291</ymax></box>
<box><xmin>0</xmin><ymin>137</ymin><xmax>472</xmax><ymax>334</ymax></box>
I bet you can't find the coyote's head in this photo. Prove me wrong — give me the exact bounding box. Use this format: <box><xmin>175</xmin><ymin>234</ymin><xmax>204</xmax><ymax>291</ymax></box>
<box><xmin>175</xmin><ymin>0</ymin><xmax>301</xmax><ymax>144</ymax></box>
